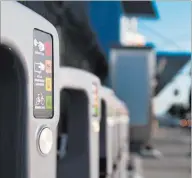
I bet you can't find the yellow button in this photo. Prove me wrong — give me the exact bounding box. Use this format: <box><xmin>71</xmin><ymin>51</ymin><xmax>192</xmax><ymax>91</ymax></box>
<box><xmin>45</xmin><ymin>78</ymin><xmax>52</xmax><ymax>91</ymax></box>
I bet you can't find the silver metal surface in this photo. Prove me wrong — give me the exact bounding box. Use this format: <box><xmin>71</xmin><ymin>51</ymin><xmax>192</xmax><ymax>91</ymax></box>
<box><xmin>38</xmin><ymin>127</ymin><xmax>53</xmax><ymax>155</ymax></box>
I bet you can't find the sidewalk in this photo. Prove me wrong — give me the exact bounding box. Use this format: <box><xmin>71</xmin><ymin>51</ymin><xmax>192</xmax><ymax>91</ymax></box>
<box><xmin>143</xmin><ymin>128</ymin><xmax>191</xmax><ymax>178</ymax></box>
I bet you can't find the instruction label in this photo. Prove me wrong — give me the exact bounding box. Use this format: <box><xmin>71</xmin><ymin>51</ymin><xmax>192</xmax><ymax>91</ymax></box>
<box><xmin>33</xmin><ymin>29</ymin><xmax>54</xmax><ymax>118</ymax></box>
<box><xmin>92</xmin><ymin>82</ymin><xmax>99</xmax><ymax>117</ymax></box>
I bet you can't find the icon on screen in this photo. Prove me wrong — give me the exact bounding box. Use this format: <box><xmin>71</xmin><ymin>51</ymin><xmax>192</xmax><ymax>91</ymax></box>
<box><xmin>92</xmin><ymin>83</ymin><xmax>99</xmax><ymax>117</ymax></box>
<box><xmin>35</xmin><ymin>93</ymin><xmax>45</xmax><ymax>106</ymax></box>
<box><xmin>45</xmin><ymin>78</ymin><xmax>52</xmax><ymax>92</ymax></box>
<box><xmin>34</xmin><ymin>62</ymin><xmax>45</xmax><ymax>74</ymax></box>
<box><xmin>34</xmin><ymin>39</ymin><xmax>45</xmax><ymax>52</ymax></box>
<box><xmin>46</xmin><ymin>96</ymin><xmax>52</xmax><ymax>110</ymax></box>
<box><xmin>44</xmin><ymin>42</ymin><xmax>52</xmax><ymax>56</ymax></box>
<box><xmin>45</xmin><ymin>60</ymin><xmax>52</xmax><ymax>74</ymax></box>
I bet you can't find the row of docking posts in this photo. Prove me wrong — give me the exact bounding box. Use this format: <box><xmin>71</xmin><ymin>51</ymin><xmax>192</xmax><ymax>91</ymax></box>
<box><xmin>0</xmin><ymin>2</ymin><xmax>129</xmax><ymax>178</ymax></box>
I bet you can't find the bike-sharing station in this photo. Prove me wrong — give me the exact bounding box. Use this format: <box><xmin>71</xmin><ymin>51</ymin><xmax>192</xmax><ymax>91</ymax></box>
<box><xmin>0</xmin><ymin>2</ymin><xmax>126</xmax><ymax>178</ymax></box>
<box><xmin>109</xmin><ymin>45</ymin><xmax>157</xmax><ymax>155</ymax></box>
<box><xmin>1</xmin><ymin>3</ymin><xmax>102</xmax><ymax>178</ymax></box>
<box><xmin>0</xmin><ymin>1</ymin><xmax>155</xmax><ymax>178</ymax></box>
<box><xmin>57</xmin><ymin>67</ymin><xmax>101</xmax><ymax>178</ymax></box>
<box><xmin>111</xmin><ymin>95</ymin><xmax>129</xmax><ymax>178</ymax></box>
<box><xmin>114</xmin><ymin>98</ymin><xmax>129</xmax><ymax>178</ymax></box>
<box><xmin>100</xmin><ymin>87</ymin><xmax>116</xmax><ymax>178</ymax></box>
<box><xmin>100</xmin><ymin>87</ymin><xmax>129</xmax><ymax>178</ymax></box>
<box><xmin>0</xmin><ymin>1</ymin><xmax>60</xmax><ymax>178</ymax></box>
<box><xmin>117</xmin><ymin>100</ymin><xmax>129</xmax><ymax>156</ymax></box>
<box><xmin>1</xmin><ymin>1</ymin><xmax>190</xmax><ymax>178</ymax></box>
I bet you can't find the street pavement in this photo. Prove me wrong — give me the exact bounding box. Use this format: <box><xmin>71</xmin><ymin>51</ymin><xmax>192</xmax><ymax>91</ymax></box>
<box><xmin>143</xmin><ymin>127</ymin><xmax>191</xmax><ymax>178</ymax></box>
<box><xmin>129</xmin><ymin>127</ymin><xmax>191</xmax><ymax>178</ymax></box>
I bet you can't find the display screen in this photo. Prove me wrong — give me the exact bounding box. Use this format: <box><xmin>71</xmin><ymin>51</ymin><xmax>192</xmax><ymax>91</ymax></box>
<box><xmin>33</xmin><ymin>29</ymin><xmax>54</xmax><ymax>118</ymax></box>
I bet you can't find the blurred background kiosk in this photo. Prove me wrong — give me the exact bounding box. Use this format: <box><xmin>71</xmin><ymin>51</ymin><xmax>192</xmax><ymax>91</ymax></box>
<box><xmin>100</xmin><ymin>87</ymin><xmax>116</xmax><ymax>178</ymax></box>
<box><xmin>57</xmin><ymin>67</ymin><xmax>101</xmax><ymax>178</ymax></box>
<box><xmin>109</xmin><ymin>44</ymin><xmax>161</xmax><ymax>158</ymax></box>
<box><xmin>113</xmin><ymin>97</ymin><xmax>129</xmax><ymax>178</ymax></box>
<box><xmin>100</xmin><ymin>87</ymin><xmax>120</xmax><ymax>178</ymax></box>
<box><xmin>118</xmin><ymin>101</ymin><xmax>130</xmax><ymax>178</ymax></box>
<box><xmin>0</xmin><ymin>2</ymin><xmax>60</xmax><ymax>178</ymax></box>
<box><xmin>100</xmin><ymin>86</ymin><xmax>129</xmax><ymax>178</ymax></box>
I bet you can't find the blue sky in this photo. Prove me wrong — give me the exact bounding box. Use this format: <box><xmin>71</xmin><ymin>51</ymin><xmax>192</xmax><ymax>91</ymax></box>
<box><xmin>138</xmin><ymin>1</ymin><xmax>191</xmax><ymax>52</ymax></box>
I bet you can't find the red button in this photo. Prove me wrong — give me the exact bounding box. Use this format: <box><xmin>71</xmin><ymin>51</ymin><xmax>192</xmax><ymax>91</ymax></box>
<box><xmin>44</xmin><ymin>42</ymin><xmax>52</xmax><ymax>56</ymax></box>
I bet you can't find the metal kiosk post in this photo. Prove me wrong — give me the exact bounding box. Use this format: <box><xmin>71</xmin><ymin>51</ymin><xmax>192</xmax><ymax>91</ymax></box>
<box><xmin>116</xmin><ymin>100</ymin><xmax>130</xmax><ymax>178</ymax></box>
<box><xmin>57</xmin><ymin>67</ymin><xmax>101</xmax><ymax>178</ymax></box>
<box><xmin>110</xmin><ymin>45</ymin><xmax>156</xmax><ymax>154</ymax></box>
<box><xmin>0</xmin><ymin>1</ymin><xmax>60</xmax><ymax>178</ymax></box>
<box><xmin>100</xmin><ymin>87</ymin><xmax>124</xmax><ymax>178</ymax></box>
<box><xmin>100</xmin><ymin>87</ymin><xmax>116</xmax><ymax>178</ymax></box>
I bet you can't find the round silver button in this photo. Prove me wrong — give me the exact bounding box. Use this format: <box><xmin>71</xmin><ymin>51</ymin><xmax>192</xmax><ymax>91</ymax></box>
<box><xmin>38</xmin><ymin>127</ymin><xmax>53</xmax><ymax>155</ymax></box>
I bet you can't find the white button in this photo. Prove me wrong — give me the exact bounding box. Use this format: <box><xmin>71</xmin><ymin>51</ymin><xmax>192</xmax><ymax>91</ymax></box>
<box><xmin>38</xmin><ymin>127</ymin><xmax>53</xmax><ymax>155</ymax></box>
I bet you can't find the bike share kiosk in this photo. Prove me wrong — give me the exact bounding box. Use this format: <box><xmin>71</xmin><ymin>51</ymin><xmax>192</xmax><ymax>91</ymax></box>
<box><xmin>106</xmin><ymin>94</ymin><xmax>129</xmax><ymax>178</ymax></box>
<box><xmin>113</xmin><ymin>95</ymin><xmax>127</xmax><ymax>178</ymax></box>
<box><xmin>1</xmin><ymin>2</ymin><xmax>59</xmax><ymax>178</ymax></box>
<box><xmin>121</xmin><ymin>102</ymin><xmax>129</xmax><ymax>155</ymax></box>
<box><xmin>100</xmin><ymin>87</ymin><xmax>125</xmax><ymax>178</ymax></box>
<box><xmin>116</xmin><ymin>100</ymin><xmax>129</xmax><ymax>178</ymax></box>
<box><xmin>57</xmin><ymin>67</ymin><xmax>101</xmax><ymax>178</ymax></box>
<box><xmin>100</xmin><ymin>87</ymin><xmax>115</xmax><ymax>178</ymax></box>
<box><xmin>115</xmin><ymin>99</ymin><xmax>129</xmax><ymax>155</ymax></box>
<box><xmin>110</xmin><ymin>45</ymin><xmax>156</xmax><ymax>153</ymax></box>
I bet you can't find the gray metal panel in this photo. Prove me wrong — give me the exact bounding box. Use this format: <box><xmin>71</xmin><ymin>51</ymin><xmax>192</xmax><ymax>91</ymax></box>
<box><xmin>1</xmin><ymin>2</ymin><xmax>60</xmax><ymax>178</ymax></box>
<box><xmin>110</xmin><ymin>50</ymin><xmax>150</xmax><ymax>126</ymax></box>
<box><xmin>110</xmin><ymin>48</ymin><xmax>155</xmax><ymax>142</ymax></box>
<box><xmin>57</xmin><ymin>68</ymin><xmax>101</xmax><ymax>178</ymax></box>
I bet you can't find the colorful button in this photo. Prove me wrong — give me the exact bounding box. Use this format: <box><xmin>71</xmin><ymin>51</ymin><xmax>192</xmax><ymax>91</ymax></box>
<box><xmin>45</xmin><ymin>78</ymin><xmax>52</xmax><ymax>92</ymax></box>
<box><xmin>45</xmin><ymin>60</ymin><xmax>52</xmax><ymax>74</ymax></box>
<box><xmin>46</xmin><ymin>96</ymin><xmax>52</xmax><ymax>109</ymax></box>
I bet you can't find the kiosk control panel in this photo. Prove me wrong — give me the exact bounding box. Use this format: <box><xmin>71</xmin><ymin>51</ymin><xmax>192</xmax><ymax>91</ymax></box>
<box><xmin>33</xmin><ymin>29</ymin><xmax>54</xmax><ymax>118</ymax></box>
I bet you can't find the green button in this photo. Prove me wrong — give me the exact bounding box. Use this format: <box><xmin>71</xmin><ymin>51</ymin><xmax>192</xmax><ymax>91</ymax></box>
<box><xmin>46</xmin><ymin>96</ymin><xmax>52</xmax><ymax>109</ymax></box>
<box><xmin>94</xmin><ymin>107</ymin><xmax>99</xmax><ymax>117</ymax></box>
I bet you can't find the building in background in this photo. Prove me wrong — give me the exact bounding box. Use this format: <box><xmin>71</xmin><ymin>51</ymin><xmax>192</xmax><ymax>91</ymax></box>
<box><xmin>88</xmin><ymin>1</ymin><xmax>159</xmax><ymax>86</ymax></box>
<box><xmin>120</xmin><ymin>1</ymin><xmax>158</xmax><ymax>46</ymax></box>
<box><xmin>156</xmin><ymin>52</ymin><xmax>191</xmax><ymax>94</ymax></box>
<box><xmin>154</xmin><ymin>52</ymin><xmax>191</xmax><ymax>115</ymax></box>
